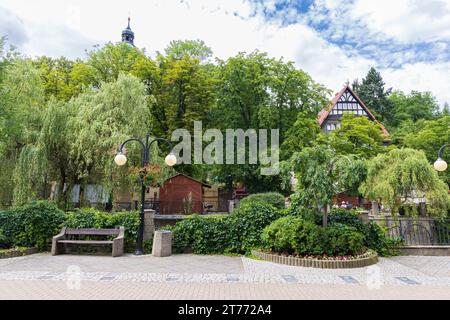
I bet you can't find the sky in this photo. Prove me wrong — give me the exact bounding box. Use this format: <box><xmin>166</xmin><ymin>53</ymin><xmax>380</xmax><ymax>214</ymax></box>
<box><xmin>1</xmin><ymin>0</ymin><xmax>450</xmax><ymax>106</ymax></box>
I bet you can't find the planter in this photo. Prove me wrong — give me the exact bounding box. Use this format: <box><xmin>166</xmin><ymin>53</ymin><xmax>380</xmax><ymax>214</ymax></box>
<box><xmin>0</xmin><ymin>247</ymin><xmax>38</xmax><ymax>259</ymax></box>
<box><xmin>251</xmin><ymin>250</ymin><xmax>378</xmax><ymax>269</ymax></box>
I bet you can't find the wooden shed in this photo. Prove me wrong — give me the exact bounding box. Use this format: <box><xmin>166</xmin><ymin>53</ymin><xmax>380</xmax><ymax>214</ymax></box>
<box><xmin>159</xmin><ymin>173</ymin><xmax>210</xmax><ymax>215</ymax></box>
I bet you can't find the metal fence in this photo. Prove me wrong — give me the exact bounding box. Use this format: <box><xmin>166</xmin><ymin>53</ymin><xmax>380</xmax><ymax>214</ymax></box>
<box><xmin>114</xmin><ymin>199</ymin><xmax>230</xmax><ymax>214</ymax></box>
<box><xmin>371</xmin><ymin>217</ymin><xmax>450</xmax><ymax>246</ymax></box>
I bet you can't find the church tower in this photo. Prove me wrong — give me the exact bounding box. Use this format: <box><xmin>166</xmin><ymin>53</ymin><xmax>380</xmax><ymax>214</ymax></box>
<box><xmin>121</xmin><ymin>17</ymin><xmax>135</xmax><ymax>46</ymax></box>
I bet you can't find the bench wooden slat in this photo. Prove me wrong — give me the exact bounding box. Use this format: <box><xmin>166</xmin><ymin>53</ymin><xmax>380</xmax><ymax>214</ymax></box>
<box><xmin>58</xmin><ymin>240</ymin><xmax>114</xmax><ymax>245</ymax></box>
<box><xmin>65</xmin><ymin>228</ymin><xmax>120</xmax><ymax>236</ymax></box>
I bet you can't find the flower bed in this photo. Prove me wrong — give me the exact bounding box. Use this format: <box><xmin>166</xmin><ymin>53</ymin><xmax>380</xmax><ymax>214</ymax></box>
<box><xmin>0</xmin><ymin>247</ymin><xmax>38</xmax><ymax>259</ymax></box>
<box><xmin>251</xmin><ymin>249</ymin><xmax>378</xmax><ymax>269</ymax></box>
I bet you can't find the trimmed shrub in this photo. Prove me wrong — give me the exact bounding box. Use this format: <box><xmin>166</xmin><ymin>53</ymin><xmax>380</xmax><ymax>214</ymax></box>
<box><xmin>0</xmin><ymin>201</ymin><xmax>66</xmax><ymax>250</ymax></box>
<box><xmin>261</xmin><ymin>216</ymin><xmax>324</xmax><ymax>255</ymax></box>
<box><xmin>323</xmin><ymin>223</ymin><xmax>365</xmax><ymax>256</ymax></box>
<box><xmin>0</xmin><ymin>228</ymin><xmax>11</xmax><ymax>249</ymax></box>
<box><xmin>262</xmin><ymin>216</ymin><xmax>366</xmax><ymax>257</ymax></box>
<box><xmin>327</xmin><ymin>208</ymin><xmax>398</xmax><ymax>256</ymax></box>
<box><xmin>240</xmin><ymin>192</ymin><xmax>285</xmax><ymax>209</ymax></box>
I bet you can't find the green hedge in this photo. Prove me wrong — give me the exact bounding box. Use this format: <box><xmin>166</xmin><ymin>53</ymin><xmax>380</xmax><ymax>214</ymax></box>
<box><xmin>168</xmin><ymin>214</ymin><xmax>231</xmax><ymax>254</ymax></box>
<box><xmin>0</xmin><ymin>201</ymin><xmax>66</xmax><ymax>250</ymax></box>
<box><xmin>65</xmin><ymin>208</ymin><xmax>140</xmax><ymax>252</ymax></box>
<box><xmin>0</xmin><ymin>203</ymin><xmax>143</xmax><ymax>253</ymax></box>
<box><xmin>240</xmin><ymin>192</ymin><xmax>285</xmax><ymax>209</ymax></box>
<box><xmin>227</xmin><ymin>201</ymin><xmax>284</xmax><ymax>253</ymax></box>
<box><xmin>167</xmin><ymin>201</ymin><xmax>283</xmax><ymax>254</ymax></box>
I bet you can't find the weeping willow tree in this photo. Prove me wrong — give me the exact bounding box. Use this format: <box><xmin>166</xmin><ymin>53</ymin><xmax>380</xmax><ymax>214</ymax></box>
<box><xmin>12</xmin><ymin>145</ymin><xmax>47</xmax><ymax>205</ymax></box>
<box><xmin>360</xmin><ymin>148</ymin><xmax>449</xmax><ymax>220</ymax></box>
<box><xmin>38</xmin><ymin>98</ymin><xmax>78</xmax><ymax>207</ymax></box>
<box><xmin>67</xmin><ymin>73</ymin><xmax>174</xmax><ymax>205</ymax></box>
<box><xmin>1</xmin><ymin>59</ymin><xmax>46</xmax><ymax>206</ymax></box>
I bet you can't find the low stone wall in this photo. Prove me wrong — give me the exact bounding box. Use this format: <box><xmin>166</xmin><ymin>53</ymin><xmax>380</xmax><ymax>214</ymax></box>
<box><xmin>251</xmin><ymin>250</ymin><xmax>378</xmax><ymax>269</ymax></box>
<box><xmin>396</xmin><ymin>246</ymin><xmax>450</xmax><ymax>256</ymax></box>
<box><xmin>0</xmin><ymin>247</ymin><xmax>38</xmax><ymax>259</ymax></box>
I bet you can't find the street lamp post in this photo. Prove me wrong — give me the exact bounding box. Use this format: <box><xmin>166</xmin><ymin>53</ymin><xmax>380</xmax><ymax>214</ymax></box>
<box><xmin>434</xmin><ymin>144</ymin><xmax>449</xmax><ymax>172</ymax></box>
<box><xmin>114</xmin><ymin>134</ymin><xmax>177</xmax><ymax>255</ymax></box>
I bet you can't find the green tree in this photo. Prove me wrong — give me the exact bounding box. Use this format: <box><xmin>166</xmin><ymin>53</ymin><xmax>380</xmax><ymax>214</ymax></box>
<box><xmin>290</xmin><ymin>145</ymin><xmax>364</xmax><ymax>227</ymax></box>
<box><xmin>0</xmin><ymin>60</ymin><xmax>46</xmax><ymax>206</ymax></box>
<box><xmin>153</xmin><ymin>51</ymin><xmax>216</xmax><ymax>134</ymax></box>
<box><xmin>329</xmin><ymin>113</ymin><xmax>388</xmax><ymax>158</ymax></box>
<box><xmin>359</xmin><ymin>148</ymin><xmax>449</xmax><ymax>219</ymax></box>
<box><xmin>69</xmin><ymin>73</ymin><xmax>151</xmax><ymax>189</ymax></box>
<box><xmin>353</xmin><ymin>67</ymin><xmax>393</xmax><ymax>122</ymax></box>
<box><xmin>388</xmin><ymin>90</ymin><xmax>439</xmax><ymax>127</ymax></box>
<box><xmin>281</xmin><ymin>111</ymin><xmax>323</xmax><ymax>159</ymax></box>
<box><xmin>215</xmin><ymin>51</ymin><xmax>328</xmax><ymax>130</ymax></box>
<box><xmin>86</xmin><ymin>42</ymin><xmax>152</xmax><ymax>86</ymax></box>
<box><xmin>38</xmin><ymin>99</ymin><xmax>78</xmax><ymax>206</ymax></box>
<box><xmin>211</xmin><ymin>52</ymin><xmax>329</xmax><ymax>191</ymax></box>
<box><xmin>441</xmin><ymin>103</ymin><xmax>450</xmax><ymax>117</ymax></box>
<box><xmin>33</xmin><ymin>56</ymin><xmax>74</xmax><ymax>101</ymax></box>
<box><xmin>164</xmin><ymin>39</ymin><xmax>213</xmax><ymax>62</ymax></box>
<box><xmin>403</xmin><ymin>116</ymin><xmax>450</xmax><ymax>185</ymax></box>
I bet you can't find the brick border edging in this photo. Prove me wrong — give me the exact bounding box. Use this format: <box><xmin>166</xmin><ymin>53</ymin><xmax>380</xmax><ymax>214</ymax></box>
<box><xmin>0</xmin><ymin>247</ymin><xmax>38</xmax><ymax>259</ymax></box>
<box><xmin>251</xmin><ymin>250</ymin><xmax>378</xmax><ymax>269</ymax></box>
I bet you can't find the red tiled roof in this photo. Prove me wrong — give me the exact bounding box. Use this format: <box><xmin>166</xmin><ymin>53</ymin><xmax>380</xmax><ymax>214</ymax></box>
<box><xmin>317</xmin><ymin>84</ymin><xmax>390</xmax><ymax>138</ymax></box>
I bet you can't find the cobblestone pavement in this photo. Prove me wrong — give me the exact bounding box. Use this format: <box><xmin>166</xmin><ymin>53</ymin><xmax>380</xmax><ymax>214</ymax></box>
<box><xmin>0</xmin><ymin>253</ymin><xmax>449</xmax><ymax>299</ymax></box>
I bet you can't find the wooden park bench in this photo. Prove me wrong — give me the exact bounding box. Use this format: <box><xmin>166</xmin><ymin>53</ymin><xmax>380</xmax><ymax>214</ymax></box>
<box><xmin>52</xmin><ymin>227</ymin><xmax>125</xmax><ymax>257</ymax></box>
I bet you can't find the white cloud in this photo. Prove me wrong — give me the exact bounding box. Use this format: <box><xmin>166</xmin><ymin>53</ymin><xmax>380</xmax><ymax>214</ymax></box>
<box><xmin>0</xmin><ymin>0</ymin><xmax>448</xmax><ymax>105</ymax></box>
<box><xmin>349</xmin><ymin>0</ymin><xmax>450</xmax><ymax>43</ymax></box>
<box><xmin>383</xmin><ymin>62</ymin><xmax>450</xmax><ymax>105</ymax></box>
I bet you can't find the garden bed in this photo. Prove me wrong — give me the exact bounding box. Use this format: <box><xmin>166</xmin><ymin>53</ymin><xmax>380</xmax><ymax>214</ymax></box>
<box><xmin>251</xmin><ymin>249</ymin><xmax>378</xmax><ymax>269</ymax></box>
<box><xmin>0</xmin><ymin>247</ymin><xmax>38</xmax><ymax>259</ymax></box>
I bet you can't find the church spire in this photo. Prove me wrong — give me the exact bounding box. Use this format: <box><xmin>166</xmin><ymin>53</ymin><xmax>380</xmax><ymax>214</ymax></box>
<box><xmin>121</xmin><ymin>16</ymin><xmax>135</xmax><ymax>46</ymax></box>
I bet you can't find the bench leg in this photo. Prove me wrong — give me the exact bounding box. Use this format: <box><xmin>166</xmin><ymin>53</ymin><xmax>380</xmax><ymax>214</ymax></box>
<box><xmin>51</xmin><ymin>240</ymin><xmax>65</xmax><ymax>256</ymax></box>
<box><xmin>112</xmin><ymin>239</ymin><xmax>124</xmax><ymax>257</ymax></box>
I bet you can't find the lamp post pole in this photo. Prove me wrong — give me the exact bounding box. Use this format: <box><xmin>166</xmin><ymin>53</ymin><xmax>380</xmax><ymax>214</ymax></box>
<box><xmin>115</xmin><ymin>134</ymin><xmax>176</xmax><ymax>255</ymax></box>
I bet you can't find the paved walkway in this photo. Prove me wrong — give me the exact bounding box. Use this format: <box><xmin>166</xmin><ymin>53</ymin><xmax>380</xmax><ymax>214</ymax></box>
<box><xmin>0</xmin><ymin>253</ymin><xmax>449</xmax><ymax>299</ymax></box>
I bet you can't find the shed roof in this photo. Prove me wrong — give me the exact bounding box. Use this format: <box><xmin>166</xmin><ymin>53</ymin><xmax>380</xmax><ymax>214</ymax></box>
<box><xmin>165</xmin><ymin>173</ymin><xmax>211</xmax><ymax>188</ymax></box>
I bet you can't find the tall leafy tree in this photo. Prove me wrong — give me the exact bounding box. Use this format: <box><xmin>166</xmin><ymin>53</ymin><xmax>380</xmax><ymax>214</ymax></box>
<box><xmin>153</xmin><ymin>51</ymin><xmax>216</xmax><ymax>135</ymax></box>
<box><xmin>353</xmin><ymin>67</ymin><xmax>393</xmax><ymax>122</ymax></box>
<box><xmin>86</xmin><ymin>42</ymin><xmax>152</xmax><ymax>86</ymax></box>
<box><xmin>388</xmin><ymin>90</ymin><xmax>439</xmax><ymax>127</ymax></box>
<box><xmin>290</xmin><ymin>145</ymin><xmax>365</xmax><ymax>227</ymax></box>
<box><xmin>212</xmin><ymin>51</ymin><xmax>329</xmax><ymax>190</ymax></box>
<box><xmin>281</xmin><ymin>111</ymin><xmax>323</xmax><ymax>159</ymax></box>
<box><xmin>329</xmin><ymin>113</ymin><xmax>388</xmax><ymax>158</ymax></box>
<box><xmin>164</xmin><ymin>39</ymin><xmax>213</xmax><ymax>62</ymax></box>
<box><xmin>402</xmin><ymin>116</ymin><xmax>450</xmax><ymax>185</ymax></box>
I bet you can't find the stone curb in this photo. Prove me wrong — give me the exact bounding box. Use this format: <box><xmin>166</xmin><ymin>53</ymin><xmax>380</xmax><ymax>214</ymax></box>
<box><xmin>0</xmin><ymin>247</ymin><xmax>38</xmax><ymax>259</ymax></box>
<box><xmin>251</xmin><ymin>250</ymin><xmax>378</xmax><ymax>269</ymax></box>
